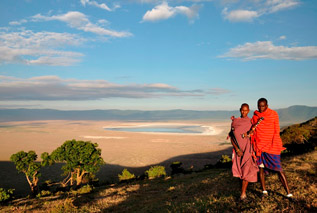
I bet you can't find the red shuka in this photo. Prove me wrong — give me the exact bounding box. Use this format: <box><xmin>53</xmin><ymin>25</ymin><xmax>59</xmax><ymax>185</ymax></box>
<box><xmin>251</xmin><ymin>108</ymin><xmax>285</xmax><ymax>156</ymax></box>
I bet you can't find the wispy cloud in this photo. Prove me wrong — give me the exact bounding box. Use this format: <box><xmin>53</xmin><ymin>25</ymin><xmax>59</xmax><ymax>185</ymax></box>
<box><xmin>80</xmin><ymin>0</ymin><xmax>120</xmax><ymax>11</ymax></box>
<box><xmin>134</xmin><ymin>0</ymin><xmax>211</xmax><ymax>2</ymax></box>
<box><xmin>0</xmin><ymin>75</ymin><xmax>210</xmax><ymax>100</ymax></box>
<box><xmin>9</xmin><ymin>19</ymin><xmax>27</xmax><ymax>26</ymax></box>
<box><xmin>208</xmin><ymin>88</ymin><xmax>231</xmax><ymax>95</ymax></box>
<box><xmin>220</xmin><ymin>41</ymin><xmax>317</xmax><ymax>61</ymax></box>
<box><xmin>32</xmin><ymin>11</ymin><xmax>132</xmax><ymax>38</ymax></box>
<box><xmin>222</xmin><ymin>0</ymin><xmax>300</xmax><ymax>22</ymax></box>
<box><xmin>0</xmin><ymin>30</ymin><xmax>84</xmax><ymax>66</ymax></box>
<box><xmin>279</xmin><ymin>35</ymin><xmax>286</xmax><ymax>40</ymax></box>
<box><xmin>222</xmin><ymin>8</ymin><xmax>259</xmax><ymax>22</ymax></box>
<box><xmin>142</xmin><ymin>2</ymin><xmax>201</xmax><ymax>22</ymax></box>
<box><xmin>266</xmin><ymin>0</ymin><xmax>300</xmax><ymax>13</ymax></box>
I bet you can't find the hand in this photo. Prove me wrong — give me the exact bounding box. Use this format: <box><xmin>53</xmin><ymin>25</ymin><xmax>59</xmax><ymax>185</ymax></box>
<box><xmin>231</xmin><ymin>116</ymin><xmax>235</xmax><ymax>120</ymax></box>
<box><xmin>237</xmin><ymin>150</ymin><xmax>243</xmax><ymax>157</ymax></box>
<box><xmin>248</xmin><ymin>130</ymin><xmax>254</xmax><ymax>136</ymax></box>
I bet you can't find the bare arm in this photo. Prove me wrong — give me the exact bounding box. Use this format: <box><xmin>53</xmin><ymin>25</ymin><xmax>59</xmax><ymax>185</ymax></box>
<box><xmin>230</xmin><ymin>137</ymin><xmax>243</xmax><ymax>157</ymax></box>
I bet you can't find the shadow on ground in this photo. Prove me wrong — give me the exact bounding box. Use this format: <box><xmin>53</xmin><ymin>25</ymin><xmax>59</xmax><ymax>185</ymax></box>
<box><xmin>0</xmin><ymin>147</ymin><xmax>232</xmax><ymax>197</ymax></box>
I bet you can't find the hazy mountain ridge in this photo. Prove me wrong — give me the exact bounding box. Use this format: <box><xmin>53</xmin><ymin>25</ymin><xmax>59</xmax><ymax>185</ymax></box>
<box><xmin>0</xmin><ymin>105</ymin><xmax>316</xmax><ymax>123</ymax></box>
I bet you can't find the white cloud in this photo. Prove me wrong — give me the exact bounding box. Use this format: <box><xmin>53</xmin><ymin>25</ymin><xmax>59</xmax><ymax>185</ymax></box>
<box><xmin>208</xmin><ymin>88</ymin><xmax>231</xmax><ymax>95</ymax></box>
<box><xmin>222</xmin><ymin>8</ymin><xmax>259</xmax><ymax>22</ymax></box>
<box><xmin>0</xmin><ymin>76</ymin><xmax>207</xmax><ymax>100</ymax></box>
<box><xmin>9</xmin><ymin>19</ymin><xmax>27</xmax><ymax>26</ymax></box>
<box><xmin>266</xmin><ymin>0</ymin><xmax>300</xmax><ymax>13</ymax></box>
<box><xmin>28</xmin><ymin>56</ymin><xmax>82</xmax><ymax>66</ymax></box>
<box><xmin>98</xmin><ymin>19</ymin><xmax>110</xmax><ymax>26</ymax></box>
<box><xmin>32</xmin><ymin>11</ymin><xmax>132</xmax><ymax>38</ymax></box>
<box><xmin>135</xmin><ymin>0</ymin><xmax>211</xmax><ymax>2</ymax></box>
<box><xmin>175</xmin><ymin>5</ymin><xmax>202</xmax><ymax>19</ymax></box>
<box><xmin>142</xmin><ymin>2</ymin><xmax>201</xmax><ymax>22</ymax></box>
<box><xmin>279</xmin><ymin>35</ymin><xmax>286</xmax><ymax>40</ymax></box>
<box><xmin>0</xmin><ymin>30</ymin><xmax>84</xmax><ymax>66</ymax></box>
<box><xmin>222</xmin><ymin>0</ymin><xmax>300</xmax><ymax>22</ymax></box>
<box><xmin>80</xmin><ymin>0</ymin><xmax>114</xmax><ymax>11</ymax></box>
<box><xmin>220</xmin><ymin>41</ymin><xmax>317</xmax><ymax>61</ymax></box>
<box><xmin>143</xmin><ymin>2</ymin><xmax>175</xmax><ymax>21</ymax></box>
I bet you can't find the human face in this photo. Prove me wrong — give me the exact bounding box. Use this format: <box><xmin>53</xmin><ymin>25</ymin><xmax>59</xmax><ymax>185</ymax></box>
<box><xmin>258</xmin><ymin>101</ymin><xmax>268</xmax><ymax>113</ymax></box>
<box><xmin>240</xmin><ymin>106</ymin><xmax>250</xmax><ymax>118</ymax></box>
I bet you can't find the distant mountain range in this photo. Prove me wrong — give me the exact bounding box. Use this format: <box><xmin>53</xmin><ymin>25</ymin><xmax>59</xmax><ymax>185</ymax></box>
<box><xmin>0</xmin><ymin>105</ymin><xmax>316</xmax><ymax>124</ymax></box>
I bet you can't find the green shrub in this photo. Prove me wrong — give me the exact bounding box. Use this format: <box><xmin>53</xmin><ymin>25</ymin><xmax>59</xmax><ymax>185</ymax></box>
<box><xmin>118</xmin><ymin>169</ymin><xmax>136</xmax><ymax>181</ymax></box>
<box><xmin>170</xmin><ymin>161</ymin><xmax>185</xmax><ymax>175</ymax></box>
<box><xmin>53</xmin><ymin>198</ymin><xmax>76</xmax><ymax>212</ymax></box>
<box><xmin>219</xmin><ymin>155</ymin><xmax>232</xmax><ymax>163</ymax></box>
<box><xmin>0</xmin><ymin>188</ymin><xmax>14</xmax><ymax>202</ymax></box>
<box><xmin>36</xmin><ymin>190</ymin><xmax>52</xmax><ymax>198</ymax></box>
<box><xmin>146</xmin><ymin>165</ymin><xmax>166</xmax><ymax>179</ymax></box>
<box><xmin>214</xmin><ymin>155</ymin><xmax>232</xmax><ymax>168</ymax></box>
<box><xmin>76</xmin><ymin>184</ymin><xmax>93</xmax><ymax>195</ymax></box>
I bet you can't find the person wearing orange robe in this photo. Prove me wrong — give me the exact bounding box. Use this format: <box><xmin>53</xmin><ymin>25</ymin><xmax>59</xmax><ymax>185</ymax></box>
<box><xmin>251</xmin><ymin>98</ymin><xmax>292</xmax><ymax>198</ymax></box>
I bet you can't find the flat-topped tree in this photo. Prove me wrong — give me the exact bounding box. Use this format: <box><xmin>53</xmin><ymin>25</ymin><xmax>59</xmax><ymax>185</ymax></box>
<box><xmin>51</xmin><ymin>139</ymin><xmax>104</xmax><ymax>186</ymax></box>
<box><xmin>10</xmin><ymin>151</ymin><xmax>52</xmax><ymax>195</ymax></box>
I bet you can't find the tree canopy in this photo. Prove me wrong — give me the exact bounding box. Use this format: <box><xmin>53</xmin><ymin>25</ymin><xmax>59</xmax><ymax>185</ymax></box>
<box><xmin>10</xmin><ymin>150</ymin><xmax>51</xmax><ymax>194</ymax></box>
<box><xmin>51</xmin><ymin>139</ymin><xmax>104</xmax><ymax>186</ymax></box>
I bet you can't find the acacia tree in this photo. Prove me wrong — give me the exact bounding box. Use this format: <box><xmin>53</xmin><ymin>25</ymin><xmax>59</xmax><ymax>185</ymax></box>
<box><xmin>51</xmin><ymin>139</ymin><xmax>104</xmax><ymax>186</ymax></box>
<box><xmin>10</xmin><ymin>151</ymin><xmax>52</xmax><ymax>194</ymax></box>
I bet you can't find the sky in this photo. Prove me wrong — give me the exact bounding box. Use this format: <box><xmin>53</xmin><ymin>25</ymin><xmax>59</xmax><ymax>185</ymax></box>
<box><xmin>0</xmin><ymin>0</ymin><xmax>316</xmax><ymax>111</ymax></box>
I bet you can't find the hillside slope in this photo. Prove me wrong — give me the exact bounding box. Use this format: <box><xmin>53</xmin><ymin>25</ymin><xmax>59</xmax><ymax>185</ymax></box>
<box><xmin>1</xmin><ymin>117</ymin><xmax>316</xmax><ymax>212</ymax></box>
<box><xmin>1</xmin><ymin>150</ymin><xmax>316</xmax><ymax>212</ymax></box>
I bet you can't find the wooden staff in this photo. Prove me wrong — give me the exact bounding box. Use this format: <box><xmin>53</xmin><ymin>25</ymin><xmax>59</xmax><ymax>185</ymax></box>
<box><xmin>241</xmin><ymin>117</ymin><xmax>264</xmax><ymax>139</ymax></box>
<box><xmin>229</xmin><ymin>127</ymin><xmax>240</xmax><ymax>150</ymax></box>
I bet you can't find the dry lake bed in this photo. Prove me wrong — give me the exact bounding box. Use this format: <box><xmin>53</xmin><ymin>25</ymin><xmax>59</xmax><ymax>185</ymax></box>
<box><xmin>0</xmin><ymin>120</ymin><xmax>232</xmax><ymax>196</ymax></box>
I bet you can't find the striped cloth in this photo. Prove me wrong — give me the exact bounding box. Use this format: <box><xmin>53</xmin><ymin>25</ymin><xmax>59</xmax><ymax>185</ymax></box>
<box><xmin>257</xmin><ymin>152</ymin><xmax>283</xmax><ymax>172</ymax></box>
<box><xmin>251</xmin><ymin>108</ymin><xmax>285</xmax><ymax>156</ymax></box>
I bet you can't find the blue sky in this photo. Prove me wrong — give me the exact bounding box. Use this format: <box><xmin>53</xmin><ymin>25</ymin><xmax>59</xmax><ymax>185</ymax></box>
<box><xmin>0</xmin><ymin>0</ymin><xmax>316</xmax><ymax>111</ymax></box>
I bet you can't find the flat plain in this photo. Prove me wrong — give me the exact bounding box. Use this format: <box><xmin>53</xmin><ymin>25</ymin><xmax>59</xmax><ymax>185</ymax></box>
<box><xmin>0</xmin><ymin>120</ymin><xmax>232</xmax><ymax>196</ymax></box>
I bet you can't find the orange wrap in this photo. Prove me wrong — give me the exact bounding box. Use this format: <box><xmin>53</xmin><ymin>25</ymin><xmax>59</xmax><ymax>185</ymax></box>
<box><xmin>251</xmin><ymin>108</ymin><xmax>285</xmax><ymax>156</ymax></box>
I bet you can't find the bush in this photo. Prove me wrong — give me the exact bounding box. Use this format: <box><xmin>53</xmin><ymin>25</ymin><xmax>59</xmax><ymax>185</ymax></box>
<box><xmin>214</xmin><ymin>155</ymin><xmax>232</xmax><ymax>168</ymax></box>
<box><xmin>36</xmin><ymin>190</ymin><xmax>51</xmax><ymax>198</ymax></box>
<box><xmin>0</xmin><ymin>188</ymin><xmax>14</xmax><ymax>202</ymax></box>
<box><xmin>71</xmin><ymin>184</ymin><xmax>93</xmax><ymax>195</ymax></box>
<box><xmin>118</xmin><ymin>169</ymin><xmax>136</xmax><ymax>182</ymax></box>
<box><xmin>219</xmin><ymin>155</ymin><xmax>232</xmax><ymax>163</ymax></box>
<box><xmin>170</xmin><ymin>161</ymin><xmax>185</xmax><ymax>175</ymax></box>
<box><xmin>146</xmin><ymin>165</ymin><xmax>166</xmax><ymax>179</ymax></box>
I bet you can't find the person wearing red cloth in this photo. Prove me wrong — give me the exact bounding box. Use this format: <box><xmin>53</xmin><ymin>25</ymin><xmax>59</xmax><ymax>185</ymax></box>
<box><xmin>230</xmin><ymin>103</ymin><xmax>259</xmax><ymax>201</ymax></box>
<box><xmin>250</xmin><ymin>98</ymin><xmax>292</xmax><ymax>198</ymax></box>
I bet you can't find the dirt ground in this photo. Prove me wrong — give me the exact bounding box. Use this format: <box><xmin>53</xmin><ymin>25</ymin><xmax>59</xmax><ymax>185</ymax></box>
<box><xmin>0</xmin><ymin>120</ymin><xmax>232</xmax><ymax>196</ymax></box>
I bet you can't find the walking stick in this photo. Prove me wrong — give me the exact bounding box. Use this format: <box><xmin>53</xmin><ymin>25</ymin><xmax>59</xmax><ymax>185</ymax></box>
<box><xmin>241</xmin><ymin>117</ymin><xmax>264</xmax><ymax>139</ymax></box>
<box><xmin>229</xmin><ymin>127</ymin><xmax>240</xmax><ymax>150</ymax></box>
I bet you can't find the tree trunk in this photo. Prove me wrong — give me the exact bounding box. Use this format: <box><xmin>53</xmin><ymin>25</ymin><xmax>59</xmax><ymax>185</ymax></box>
<box><xmin>70</xmin><ymin>171</ymin><xmax>74</xmax><ymax>186</ymax></box>
<box><xmin>76</xmin><ymin>169</ymin><xmax>87</xmax><ymax>186</ymax></box>
<box><xmin>76</xmin><ymin>168</ymin><xmax>82</xmax><ymax>186</ymax></box>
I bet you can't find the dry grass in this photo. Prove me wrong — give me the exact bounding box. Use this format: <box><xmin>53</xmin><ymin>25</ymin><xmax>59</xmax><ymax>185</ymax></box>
<box><xmin>1</xmin><ymin>150</ymin><xmax>316</xmax><ymax>212</ymax></box>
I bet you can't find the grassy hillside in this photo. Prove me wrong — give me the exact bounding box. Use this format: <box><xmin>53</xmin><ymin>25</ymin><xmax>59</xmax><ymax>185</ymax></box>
<box><xmin>1</xmin><ymin>151</ymin><xmax>316</xmax><ymax>212</ymax></box>
<box><xmin>0</xmin><ymin>151</ymin><xmax>317</xmax><ymax>212</ymax></box>
<box><xmin>1</xmin><ymin>117</ymin><xmax>316</xmax><ymax>212</ymax></box>
<box><xmin>281</xmin><ymin>116</ymin><xmax>317</xmax><ymax>154</ymax></box>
